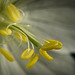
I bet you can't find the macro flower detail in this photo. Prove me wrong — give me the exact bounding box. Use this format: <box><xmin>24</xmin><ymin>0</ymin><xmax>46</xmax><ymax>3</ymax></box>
<box><xmin>0</xmin><ymin>2</ymin><xmax>63</xmax><ymax>69</ymax></box>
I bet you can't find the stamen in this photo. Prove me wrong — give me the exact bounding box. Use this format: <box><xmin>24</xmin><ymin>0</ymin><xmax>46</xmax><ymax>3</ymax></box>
<box><xmin>0</xmin><ymin>1</ymin><xmax>63</xmax><ymax>69</ymax></box>
<box><xmin>0</xmin><ymin>28</ymin><xmax>12</xmax><ymax>36</ymax></box>
<box><xmin>7</xmin><ymin>4</ymin><xmax>21</xmax><ymax>21</ymax></box>
<box><xmin>20</xmin><ymin>28</ymin><xmax>43</xmax><ymax>45</ymax></box>
<box><xmin>23</xmin><ymin>32</ymin><xmax>30</xmax><ymax>50</ymax></box>
<box><xmin>26</xmin><ymin>54</ymin><xmax>39</xmax><ymax>69</ymax></box>
<box><xmin>0</xmin><ymin>48</ymin><xmax>14</xmax><ymax>62</ymax></box>
<box><xmin>16</xmin><ymin>9</ymin><xmax>25</xmax><ymax>23</ymax></box>
<box><xmin>17</xmin><ymin>26</ymin><xmax>41</xmax><ymax>46</ymax></box>
<box><xmin>0</xmin><ymin>29</ymin><xmax>8</xmax><ymax>36</ymax></box>
<box><xmin>6</xmin><ymin>23</ymin><xmax>16</xmax><ymax>29</ymax></box>
<box><xmin>21</xmin><ymin>49</ymin><xmax>34</xmax><ymax>60</ymax></box>
<box><xmin>11</xmin><ymin>25</ymin><xmax>40</xmax><ymax>47</ymax></box>
<box><xmin>0</xmin><ymin>52</ymin><xmax>2</xmax><ymax>63</ymax></box>
<box><xmin>12</xmin><ymin>32</ymin><xmax>22</xmax><ymax>53</ymax></box>
<box><xmin>0</xmin><ymin>35</ymin><xmax>15</xmax><ymax>45</ymax></box>
<box><xmin>39</xmin><ymin>49</ymin><xmax>53</xmax><ymax>61</ymax></box>
<box><xmin>15</xmin><ymin>32</ymin><xmax>27</xmax><ymax>43</ymax></box>
<box><xmin>31</xmin><ymin>42</ymin><xmax>34</xmax><ymax>50</ymax></box>
<box><xmin>19</xmin><ymin>24</ymin><xmax>32</xmax><ymax>29</ymax></box>
<box><xmin>41</xmin><ymin>39</ymin><xmax>63</xmax><ymax>51</ymax></box>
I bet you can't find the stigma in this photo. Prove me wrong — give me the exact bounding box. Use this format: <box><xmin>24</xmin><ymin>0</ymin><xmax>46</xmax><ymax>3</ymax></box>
<box><xmin>0</xmin><ymin>3</ymin><xmax>63</xmax><ymax>69</ymax></box>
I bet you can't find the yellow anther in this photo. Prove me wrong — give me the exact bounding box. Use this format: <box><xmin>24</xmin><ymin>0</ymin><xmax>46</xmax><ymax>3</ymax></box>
<box><xmin>26</xmin><ymin>54</ymin><xmax>39</xmax><ymax>69</ymax></box>
<box><xmin>41</xmin><ymin>39</ymin><xmax>62</xmax><ymax>51</ymax></box>
<box><xmin>0</xmin><ymin>29</ymin><xmax>12</xmax><ymax>36</ymax></box>
<box><xmin>39</xmin><ymin>49</ymin><xmax>53</xmax><ymax>61</ymax></box>
<box><xmin>15</xmin><ymin>32</ymin><xmax>27</xmax><ymax>42</ymax></box>
<box><xmin>6</xmin><ymin>29</ymin><xmax>12</xmax><ymax>35</ymax></box>
<box><xmin>7</xmin><ymin>4</ymin><xmax>21</xmax><ymax>21</ymax></box>
<box><xmin>0</xmin><ymin>48</ymin><xmax>14</xmax><ymax>62</ymax></box>
<box><xmin>21</xmin><ymin>34</ymin><xmax>27</xmax><ymax>42</ymax></box>
<box><xmin>0</xmin><ymin>29</ymin><xmax>8</xmax><ymax>36</ymax></box>
<box><xmin>21</xmin><ymin>49</ymin><xmax>34</xmax><ymax>60</ymax></box>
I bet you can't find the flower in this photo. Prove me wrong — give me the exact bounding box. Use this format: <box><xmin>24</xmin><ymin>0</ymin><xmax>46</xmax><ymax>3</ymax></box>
<box><xmin>0</xmin><ymin>1</ymin><xmax>62</xmax><ymax>68</ymax></box>
<box><xmin>0</xmin><ymin>0</ymin><xmax>75</xmax><ymax>75</ymax></box>
<box><xmin>0</xmin><ymin>0</ymin><xmax>63</xmax><ymax>69</ymax></box>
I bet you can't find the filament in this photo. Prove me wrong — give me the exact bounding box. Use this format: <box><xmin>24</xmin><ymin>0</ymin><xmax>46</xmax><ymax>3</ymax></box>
<box><xmin>0</xmin><ymin>34</ymin><xmax>15</xmax><ymax>45</ymax></box>
<box><xmin>23</xmin><ymin>28</ymin><xmax>43</xmax><ymax>45</ymax></box>
<box><xmin>19</xmin><ymin>24</ymin><xmax>32</xmax><ymax>28</ymax></box>
<box><xmin>31</xmin><ymin>42</ymin><xmax>34</xmax><ymax>50</ymax></box>
<box><xmin>23</xmin><ymin>33</ymin><xmax>30</xmax><ymax>51</ymax></box>
<box><xmin>6</xmin><ymin>23</ymin><xmax>16</xmax><ymax>29</ymax></box>
<box><xmin>17</xmin><ymin>9</ymin><xmax>25</xmax><ymax>23</ymax></box>
<box><xmin>12</xmin><ymin>32</ymin><xmax>22</xmax><ymax>53</ymax></box>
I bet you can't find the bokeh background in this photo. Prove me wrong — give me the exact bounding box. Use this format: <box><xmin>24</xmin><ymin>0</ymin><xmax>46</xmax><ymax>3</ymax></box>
<box><xmin>0</xmin><ymin>0</ymin><xmax>75</xmax><ymax>75</ymax></box>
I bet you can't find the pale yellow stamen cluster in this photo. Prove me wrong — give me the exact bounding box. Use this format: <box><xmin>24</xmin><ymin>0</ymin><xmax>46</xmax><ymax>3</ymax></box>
<box><xmin>0</xmin><ymin>3</ymin><xmax>63</xmax><ymax>69</ymax></box>
<box><xmin>21</xmin><ymin>48</ymin><xmax>39</xmax><ymax>69</ymax></box>
<box><xmin>39</xmin><ymin>39</ymin><xmax>62</xmax><ymax>61</ymax></box>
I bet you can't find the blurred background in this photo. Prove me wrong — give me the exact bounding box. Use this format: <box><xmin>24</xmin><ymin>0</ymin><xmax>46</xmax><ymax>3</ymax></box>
<box><xmin>0</xmin><ymin>0</ymin><xmax>75</xmax><ymax>75</ymax></box>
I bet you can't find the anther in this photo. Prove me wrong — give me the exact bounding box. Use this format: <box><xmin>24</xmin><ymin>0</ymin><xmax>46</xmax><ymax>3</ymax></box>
<box><xmin>21</xmin><ymin>48</ymin><xmax>34</xmax><ymax>60</ymax></box>
<box><xmin>26</xmin><ymin>54</ymin><xmax>39</xmax><ymax>69</ymax></box>
<box><xmin>39</xmin><ymin>49</ymin><xmax>53</xmax><ymax>61</ymax></box>
<box><xmin>0</xmin><ymin>48</ymin><xmax>14</xmax><ymax>62</ymax></box>
<box><xmin>0</xmin><ymin>28</ymin><xmax>12</xmax><ymax>36</ymax></box>
<box><xmin>41</xmin><ymin>39</ymin><xmax>62</xmax><ymax>51</ymax></box>
<box><xmin>7</xmin><ymin>4</ymin><xmax>21</xmax><ymax>21</ymax></box>
<box><xmin>15</xmin><ymin>32</ymin><xmax>27</xmax><ymax>43</ymax></box>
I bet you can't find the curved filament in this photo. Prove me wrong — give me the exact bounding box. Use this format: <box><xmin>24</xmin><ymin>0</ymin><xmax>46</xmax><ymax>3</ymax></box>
<box><xmin>31</xmin><ymin>42</ymin><xmax>34</xmax><ymax>50</ymax></box>
<box><xmin>6</xmin><ymin>23</ymin><xmax>16</xmax><ymax>29</ymax></box>
<box><xmin>16</xmin><ymin>9</ymin><xmax>25</xmax><ymax>23</ymax></box>
<box><xmin>0</xmin><ymin>35</ymin><xmax>15</xmax><ymax>45</ymax></box>
<box><xmin>12</xmin><ymin>32</ymin><xmax>22</xmax><ymax>53</ymax></box>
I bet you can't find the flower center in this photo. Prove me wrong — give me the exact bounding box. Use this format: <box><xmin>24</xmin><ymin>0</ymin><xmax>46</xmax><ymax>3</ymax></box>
<box><xmin>0</xmin><ymin>3</ymin><xmax>63</xmax><ymax>69</ymax></box>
